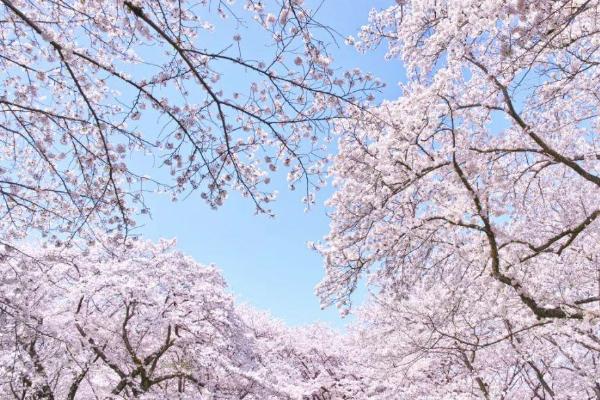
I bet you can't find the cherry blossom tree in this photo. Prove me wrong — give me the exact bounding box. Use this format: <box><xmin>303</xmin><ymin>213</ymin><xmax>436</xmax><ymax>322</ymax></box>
<box><xmin>316</xmin><ymin>0</ymin><xmax>600</xmax><ymax>398</ymax></box>
<box><xmin>0</xmin><ymin>0</ymin><xmax>378</xmax><ymax>249</ymax></box>
<box><xmin>0</xmin><ymin>239</ymin><xmax>266</xmax><ymax>398</ymax></box>
<box><xmin>242</xmin><ymin>308</ymin><xmax>368</xmax><ymax>399</ymax></box>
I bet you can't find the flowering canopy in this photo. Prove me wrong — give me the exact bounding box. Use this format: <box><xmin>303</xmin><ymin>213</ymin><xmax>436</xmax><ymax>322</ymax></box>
<box><xmin>1</xmin><ymin>0</ymin><xmax>600</xmax><ymax>399</ymax></box>
<box><xmin>317</xmin><ymin>0</ymin><xmax>600</xmax><ymax>397</ymax></box>
<box><xmin>0</xmin><ymin>239</ymin><xmax>367</xmax><ymax>399</ymax></box>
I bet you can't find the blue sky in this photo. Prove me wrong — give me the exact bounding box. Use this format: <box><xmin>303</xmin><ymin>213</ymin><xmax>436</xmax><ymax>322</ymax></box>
<box><xmin>138</xmin><ymin>0</ymin><xmax>403</xmax><ymax>327</ymax></box>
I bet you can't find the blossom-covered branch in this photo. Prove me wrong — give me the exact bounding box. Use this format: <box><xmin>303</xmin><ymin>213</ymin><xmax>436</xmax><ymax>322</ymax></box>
<box><xmin>0</xmin><ymin>0</ymin><xmax>378</xmax><ymax>248</ymax></box>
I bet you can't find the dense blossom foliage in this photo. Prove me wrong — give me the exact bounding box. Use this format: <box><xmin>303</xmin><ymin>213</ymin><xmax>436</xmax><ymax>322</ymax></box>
<box><xmin>317</xmin><ymin>0</ymin><xmax>600</xmax><ymax>398</ymax></box>
<box><xmin>0</xmin><ymin>239</ymin><xmax>366</xmax><ymax>399</ymax></box>
<box><xmin>243</xmin><ymin>309</ymin><xmax>369</xmax><ymax>399</ymax></box>
<box><xmin>0</xmin><ymin>0</ymin><xmax>377</xmax><ymax>248</ymax></box>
